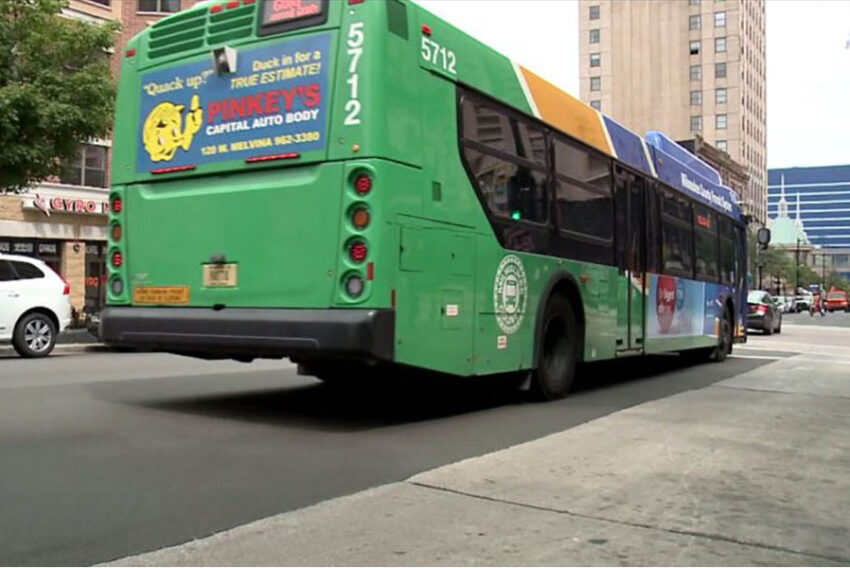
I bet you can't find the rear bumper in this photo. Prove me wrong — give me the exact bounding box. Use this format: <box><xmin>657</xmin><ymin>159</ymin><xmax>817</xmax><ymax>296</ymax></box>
<box><xmin>100</xmin><ymin>307</ymin><xmax>394</xmax><ymax>361</ymax></box>
<box><xmin>747</xmin><ymin>315</ymin><xmax>765</xmax><ymax>329</ymax></box>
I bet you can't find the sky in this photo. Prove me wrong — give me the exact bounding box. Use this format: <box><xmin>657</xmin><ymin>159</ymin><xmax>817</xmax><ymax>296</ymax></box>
<box><xmin>416</xmin><ymin>0</ymin><xmax>850</xmax><ymax>169</ymax></box>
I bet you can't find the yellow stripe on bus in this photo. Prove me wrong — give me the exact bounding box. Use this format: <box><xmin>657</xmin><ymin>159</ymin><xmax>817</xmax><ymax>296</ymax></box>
<box><xmin>518</xmin><ymin>66</ymin><xmax>614</xmax><ymax>157</ymax></box>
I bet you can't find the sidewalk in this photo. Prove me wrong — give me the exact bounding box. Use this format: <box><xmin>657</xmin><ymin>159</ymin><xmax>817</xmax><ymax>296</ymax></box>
<box><xmin>104</xmin><ymin>351</ymin><xmax>850</xmax><ymax>566</ymax></box>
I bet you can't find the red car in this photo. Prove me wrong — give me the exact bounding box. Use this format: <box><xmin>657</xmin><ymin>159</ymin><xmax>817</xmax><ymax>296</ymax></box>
<box><xmin>825</xmin><ymin>289</ymin><xmax>849</xmax><ymax>312</ymax></box>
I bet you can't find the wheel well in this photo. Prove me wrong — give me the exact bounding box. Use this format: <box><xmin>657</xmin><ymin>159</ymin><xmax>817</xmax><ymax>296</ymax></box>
<box><xmin>535</xmin><ymin>275</ymin><xmax>586</xmax><ymax>366</ymax></box>
<box><xmin>16</xmin><ymin>308</ymin><xmax>59</xmax><ymax>333</ymax></box>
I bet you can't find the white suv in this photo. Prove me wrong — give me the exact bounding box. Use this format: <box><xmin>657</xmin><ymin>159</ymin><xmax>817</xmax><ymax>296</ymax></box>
<box><xmin>0</xmin><ymin>253</ymin><xmax>72</xmax><ymax>357</ymax></box>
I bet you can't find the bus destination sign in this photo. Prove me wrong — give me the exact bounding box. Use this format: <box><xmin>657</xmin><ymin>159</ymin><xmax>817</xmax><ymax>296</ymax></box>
<box><xmin>136</xmin><ymin>33</ymin><xmax>330</xmax><ymax>173</ymax></box>
<box><xmin>261</xmin><ymin>0</ymin><xmax>324</xmax><ymax>25</ymax></box>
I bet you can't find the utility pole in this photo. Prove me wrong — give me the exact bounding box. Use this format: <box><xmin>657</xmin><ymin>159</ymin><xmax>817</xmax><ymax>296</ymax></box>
<box><xmin>795</xmin><ymin>238</ymin><xmax>800</xmax><ymax>294</ymax></box>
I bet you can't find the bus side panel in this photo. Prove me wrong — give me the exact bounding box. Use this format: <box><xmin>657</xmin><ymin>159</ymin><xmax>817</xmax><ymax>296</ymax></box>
<box><xmin>393</xmin><ymin>223</ymin><xmax>475</xmax><ymax>375</ymax></box>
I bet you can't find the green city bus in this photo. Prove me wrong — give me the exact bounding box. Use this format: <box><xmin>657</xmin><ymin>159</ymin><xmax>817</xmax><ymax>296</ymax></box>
<box><xmin>102</xmin><ymin>0</ymin><xmax>749</xmax><ymax>398</ymax></box>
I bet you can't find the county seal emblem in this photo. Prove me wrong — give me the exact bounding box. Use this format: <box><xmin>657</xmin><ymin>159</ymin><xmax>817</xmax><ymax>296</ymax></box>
<box><xmin>493</xmin><ymin>255</ymin><xmax>528</xmax><ymax>335</ymax></box>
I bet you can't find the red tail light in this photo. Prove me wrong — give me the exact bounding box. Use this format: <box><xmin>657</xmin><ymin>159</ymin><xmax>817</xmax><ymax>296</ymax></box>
<box><xmin>756</xmin><ymin>305</ymin><xmax>767</xmax><ymax>315</ymax></box>
<box><xmin>111</xmin><ymin>251</ymin><xmax>123</xmax><ymax>269</ymax></box>
<box><xmin>354</xmin><ymin>173</ymin><xmax>372</xmax><ymax>196</ymax></box>
<box><xmin>349</xmin><ymin>242</ymin><xmax>368</xmax><ymax>263</ymax></box>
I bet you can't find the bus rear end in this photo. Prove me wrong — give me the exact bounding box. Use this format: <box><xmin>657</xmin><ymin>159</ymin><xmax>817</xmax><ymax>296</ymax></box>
<box><xmin>101</xmin><ymin>0</ymin><xmax>412</xmax><ymax>363</ymax></box>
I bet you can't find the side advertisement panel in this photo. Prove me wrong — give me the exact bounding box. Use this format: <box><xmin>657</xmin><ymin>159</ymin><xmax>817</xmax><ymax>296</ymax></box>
<box><xmin>648</xmin><ymin>274</ymin><xmax>721</xmax><ymax>339</ymax></box>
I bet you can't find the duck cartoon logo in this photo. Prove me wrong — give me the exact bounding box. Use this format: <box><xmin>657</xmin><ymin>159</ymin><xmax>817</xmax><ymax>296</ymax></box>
<box><xmin>142</xmin><ymin>94</ymin><xmax>203</xmax><ymax>162</ymax></box>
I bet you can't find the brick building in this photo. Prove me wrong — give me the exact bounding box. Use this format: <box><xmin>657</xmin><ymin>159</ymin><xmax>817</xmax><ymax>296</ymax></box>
<box><xmin>0</xmin><ymin>0</ymin><xmax>194</xmax><ymax>319</ymax></box>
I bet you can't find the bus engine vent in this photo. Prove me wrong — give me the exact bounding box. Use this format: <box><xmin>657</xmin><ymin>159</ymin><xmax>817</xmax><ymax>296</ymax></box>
<box><xmin>147</xmin><ymin>4</ymin><xmax>255</xmax><ymax>62</ymax></box>
<box><xmin>148</xmin><ymin>10</ymin><xmax>206</xmax><ymax>60</ymax></box>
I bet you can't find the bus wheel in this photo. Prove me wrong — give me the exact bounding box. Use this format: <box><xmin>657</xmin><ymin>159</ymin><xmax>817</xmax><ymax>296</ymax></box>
<box><xmin>532</xmin><ymin>295</ymin><xmax>579</xmax><ymax>401</ymax></box>
<box><xmin>713</xmin><ymin>308</ymin><xmax>733</xmax><ymax>362</ymax></box>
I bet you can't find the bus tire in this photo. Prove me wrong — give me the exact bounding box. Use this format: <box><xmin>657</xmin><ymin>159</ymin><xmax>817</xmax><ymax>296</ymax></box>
<box><xmin>713</xmin><ymin>307</ymin><xmax>733</xmax><ymax>362</ymax></box>
<box><xmin>531</xmin><ymin>294</ymin><xmax>579</xmax><ymax>401</ymax></box>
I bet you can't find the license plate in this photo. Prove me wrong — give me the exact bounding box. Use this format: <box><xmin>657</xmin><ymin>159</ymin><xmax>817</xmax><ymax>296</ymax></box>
<box><xmin>203</xmin><ymin>263</ymin><xmax>238</xmax><ymax>288</ymax></box>
<box><xmin>133</xmin><ymin>286</ymin><xmax>190</xmax><ymax>305</ymax></box>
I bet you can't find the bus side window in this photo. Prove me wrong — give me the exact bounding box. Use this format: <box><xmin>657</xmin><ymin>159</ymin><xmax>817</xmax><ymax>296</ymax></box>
<box><xmin>719</xmin><ymin>218</ymin><xmax>736</xmax><ymax>285</ymax></box>
<box><xmin>553</xmin><ymin>137</ymin><xmax>614</xmax><ymax>265</ymax></box>
<box><xmin>645</xmin><ymin>184</ymin><xmax>661</xmax><ymax>274</ymax></box>
<box><xmin>660</xmin><ymin>191</ymin><xmax>694</xmax><ymax>278</ymax></box>
<box><xmin>460</xmin><ymin>94</ymin><xmax>550</xmax><ymax>226</ymax></box>
<box><xmin>693</xmin><ymin>204</ymin><xmax>719</xmax><ymax>282</ymax></box>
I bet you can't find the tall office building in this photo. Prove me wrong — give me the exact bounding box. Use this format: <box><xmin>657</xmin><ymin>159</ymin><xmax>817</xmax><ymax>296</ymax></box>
<box><xmin>579</xmin><ymin>0</ymin><xmax>767</xmax><ymax>224</ymax></box>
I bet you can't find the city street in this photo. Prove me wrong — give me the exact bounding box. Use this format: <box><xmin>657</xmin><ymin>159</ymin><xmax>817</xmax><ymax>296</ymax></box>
<box><xmin>0</xmin><ymin>318</ymin><xmax>848</xmax><ymax>565</ymax></box>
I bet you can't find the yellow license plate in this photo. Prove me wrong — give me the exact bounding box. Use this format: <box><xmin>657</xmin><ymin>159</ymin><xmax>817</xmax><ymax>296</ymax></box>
<box><xmin>133</xmin><ymin>286</ymin><xmax>190</xmax><ymax>305</ymax></box>
<box><xmin>203</xmin><ymin>263</ymin><xmax>238</xmax><ymax>288</ymax></box>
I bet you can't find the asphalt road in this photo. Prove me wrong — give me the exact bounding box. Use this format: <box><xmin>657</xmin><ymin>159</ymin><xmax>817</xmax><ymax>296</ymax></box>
<box><xmin>782</xmin><ymin>309</ymin><xmax>850</xmax><ymax>328</ymax></box>
<box><xmin>0</xmin><ymin>348</ymin><xmax>774</xmax><ymax>566</ymax></box>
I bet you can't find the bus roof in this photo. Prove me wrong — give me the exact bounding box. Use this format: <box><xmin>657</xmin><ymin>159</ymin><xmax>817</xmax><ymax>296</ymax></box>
<box><xmin>507</xmin><ymin>66</ymin><xmax>742</xmax><ymax>220</ymax></box>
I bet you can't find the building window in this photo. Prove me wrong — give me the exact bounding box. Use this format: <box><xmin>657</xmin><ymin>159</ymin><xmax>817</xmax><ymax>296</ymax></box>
<box><xmin>716</xmin><ymin>114</ymin><xmax>727</xmax><ymax>129</ymax></box>
<box><xmin>715</xmin><ymin>37</ymin><xmax>727</xmax><ymax>52</ymax></box>
<box><xmin>689</xmin><ymin>40</ymin><xmax>701</xmax><ymax>55</ymax></box>
<box><xmin>716</xmin><ymin>87</ymin><xmax>727</xmax><ymax>104</ymax></box>
<box><xmin>589</xmin><ymin>5</ymin><xmax>600</xmax><ymax>20</ymax></box>
<box><xmin>689</xmin><ymin>0</ymin><xmax>700</xmax><ymax>5</ymax></box>
<box><xmin>689</xmin><ymin>15</ymin><xmax>701</xmax><ymax>30</ymax></box>
<box><xmin>590</xmin><ymin>53</ymin><xmax>601</xmax><ymax>67</ymax></box>
<box><xmin>590</xmin><ymin>100</ymin><xmax>602</xmax><ymax>111</ymax></box>
<box><xmin>88</xmin><ymin>0</ymin><xmax>110</xmax><ymax>4</ymax></box>
<box><xmin>690</xmin><ymin>90</ymin><xmax>702</xmax><ymax>105</ymax></box>
<box><xmin>715</xmin><ymin>62</ymin><xmax>727</xmax><ymax>78</ymax></box>
<box><xmin>715</xmin><ymin>11</ymin><xmax>726</xmax><ymax>27</ymax></box>
<box><xmin>690</xmin><ymin>116</ymin><xmax>702</xmax><ymax>132</ymax></box>
<box><xmin>138</xmin><ymin>0</ymin><xmax>180</xmax><ymax>12</ymax></box>
<box><xmin>716</xmin><ymin>140</ymin><xmax>728</xmax><ymax>151</ymax></box>
<box><xmin>59</xmin><ymin>144</ymin><xmax>107</xmax><ymax>188</ymax></box>
<box><xmin>589</xmin><ymin>29</ymin><xmax>600</xmax><ymax>43</ymax></box>
<box><xmin>590</xmin><ymin>76</ymin><xmax>602</xmax><ymax>91</ymax></box>
<box><xmin>690</xmin><ymin>64</ymin><xmax>702</xmax><ymax>80</ymax></box>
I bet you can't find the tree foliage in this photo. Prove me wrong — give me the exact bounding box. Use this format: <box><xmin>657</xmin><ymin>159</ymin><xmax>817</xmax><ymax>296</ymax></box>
<box><xmin>0</xmin><ymin>0</ymin><xmax>119</xmax><ymax>193</ymax></box>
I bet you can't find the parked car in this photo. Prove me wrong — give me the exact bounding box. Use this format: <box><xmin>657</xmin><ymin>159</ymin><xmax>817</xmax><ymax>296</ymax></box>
<box><xmin>772</xmin><ymin>295</ymin><xmax>794</xmax><ymax>313</ymax></box>
<box><xmin>825</xmin><ymin>289</ymin><xmax>850</xmax><ymax>312</ymax></box>
<box><xmin>0</xmin><ymin>253</ymin><xmax>72</xmax><ymax>357</ymax></box>
<box><xmin>747</xmin><ymin>290</ymin><xmax>782</xmax><ymax>335</ymax></box>
<box><xmin>794</xmin><ymin>293</ymin><xmax>813</xmax><ymax>313</ymax></box>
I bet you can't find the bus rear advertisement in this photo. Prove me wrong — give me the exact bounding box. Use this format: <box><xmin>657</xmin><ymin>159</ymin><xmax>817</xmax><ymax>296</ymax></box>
<box><xmin>101</xmin><ymin>0</ymin><xmax>749</xmax><ymax>399</ymax></box>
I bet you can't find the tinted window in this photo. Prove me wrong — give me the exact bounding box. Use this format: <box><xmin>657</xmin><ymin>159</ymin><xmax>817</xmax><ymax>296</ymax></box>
<box><xmin>553</xmin><ymin>138</ymin><xmax>613</xmax><ymax>265</ymax></box>
<box><xmin>693</xmin><ymin>205</ymin><xmax>719</xmax><ymax>282</ymax></box>
<box><xmin>719</xmin><ymin>218</ymin><xmax>736</xmax><ymax>285</ymax></box>
<box><xmin>0</xmin><ymin>260</ymin><xmax>16</xmax><ymax>281</ymax></box>
<box><xmin>554</xmin><ymin>179</ymin><xmax>612</xmax><ymax>240</ymax></box>
<box><xmin>645</xmin><ymin>185</ymin><xmax>662</xmax><ymax>273</ymax></box>
<box><xmin>554</xmin><ymin>139</ymin><xmax>611</xmax><ymax>191</ymax></box>
<box><xmin>463</xmin><ymin>148</ymin><xmax>549</xmax><ymax>224</ymax></box>
<box><xmin>461</xmin><ymin>98</ymin><xmax>519</xmax><ymax>155</ymax></box>
<box><xmin>661</xmin><ymin>192</ymin><xmax>693</xmax><ymax>277</ymax></box>
<box><xmin>10</xmin><ymin>261</ymin><xmax>45</xmax><ymax>280</ymax></box>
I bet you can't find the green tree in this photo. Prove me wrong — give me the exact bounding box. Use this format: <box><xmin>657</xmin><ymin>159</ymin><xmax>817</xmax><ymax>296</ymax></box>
<box><xmin>0</xmin><ymin>0</ymin><xmax>119</xmax><ymax>193</ymax></box>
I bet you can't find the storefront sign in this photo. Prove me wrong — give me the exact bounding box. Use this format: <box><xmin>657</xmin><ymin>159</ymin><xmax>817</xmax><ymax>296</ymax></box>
<box><xmin>24</xmin><ymin>194</ymin><xmax>109</xmax><ymax>217</ymax></box>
